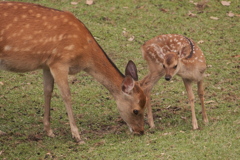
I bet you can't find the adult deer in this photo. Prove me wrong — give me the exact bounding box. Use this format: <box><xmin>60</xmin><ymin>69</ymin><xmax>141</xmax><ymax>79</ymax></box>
<box><xmin>140</xmin><ymin>34</ymin><xmax>208</xmax><ymax>130</ymax></box>
<box><xmin>0</xmin><ymin>2</ymin><xmax>147</xmax><ymax>143</ymax></box>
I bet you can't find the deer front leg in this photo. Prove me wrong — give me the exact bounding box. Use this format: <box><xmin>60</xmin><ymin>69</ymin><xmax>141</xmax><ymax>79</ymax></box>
<box><xmin>183</xmin><ymin>79</ymin><xmax>198</xmax><ymax>130</ymax></box>
<box><xmin>50</xmin><ymin>65</ymin><xmax>82</xmax><ymax>143</ymax></box>
<box><xmin>43</xmin><ymin>69</ymin><xmax>55</xmax><ymax>137</ymax></box>
<box><xmin>197</xmin><ymin>80</ymin><xmax>209</xmax><ymax>124</ymax></box>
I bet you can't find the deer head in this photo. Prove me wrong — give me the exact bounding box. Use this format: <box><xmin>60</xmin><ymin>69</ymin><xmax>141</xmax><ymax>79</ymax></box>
<box><xmin>117</xmin><ymin>61</ymin><xmax>146</xmax><ymax>135</ymax></box>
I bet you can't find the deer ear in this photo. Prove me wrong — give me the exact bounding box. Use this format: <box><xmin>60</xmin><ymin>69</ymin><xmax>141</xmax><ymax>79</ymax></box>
<box><xmin>125</xmin><ymin>60</ymin><xmax>138</xmax><ymax>81</ymax></box>
<box><xmin>122</xmin><ymin>75</ymin><xmax>135</xmax><ymax>94</ymax></box>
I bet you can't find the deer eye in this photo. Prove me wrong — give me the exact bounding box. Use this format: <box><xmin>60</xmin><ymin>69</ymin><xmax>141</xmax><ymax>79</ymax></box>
<box><xmin>163</xmin><ymin>64</ymin><xmax>165</xmax><ymax>68</ymax></box>
<box><xmin>133</xmin><ymin>109</ymin><xmax>139</xmax><ymax>115</ymax></box>
<box><xmin>173</xmin><ymin>65</ymin><xmax>177</xmax><ymax>69</ymax></box>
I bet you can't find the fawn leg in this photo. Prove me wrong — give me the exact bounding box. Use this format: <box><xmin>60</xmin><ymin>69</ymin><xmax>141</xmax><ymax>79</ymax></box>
<box><xmin>141</xmin><ymin>71</ymin><xmax>163</xmax><ymax>128</ymax></box>
<box><xmin>145</xmin><ymin>92</ymin><xmax>155</xmax><ymax>128</ymax></box>
<box><xmin>43</xmin><ymin>69</ymin><xmax>55</xmax><ymax>137</ymax></box>
<box><xmin>183</xmin><ymin>79</ymin><xmax>198</xmax><ymax>130</ymax></box>
<box><xmin>197</xmin><ymin>80</ymin><xmax>209</xmax><ymax>124</ymax></box>
<box><xmin>50</xmin><ymin>64</ymin><xmax>82</xmax><ymax>142</ymax></box>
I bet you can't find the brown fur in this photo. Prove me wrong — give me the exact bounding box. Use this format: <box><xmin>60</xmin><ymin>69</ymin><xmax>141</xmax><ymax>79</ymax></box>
<box><xmin>0</xmin><ymin>2</ymin><xmax>146</xmax><ymax>142</ymax></box>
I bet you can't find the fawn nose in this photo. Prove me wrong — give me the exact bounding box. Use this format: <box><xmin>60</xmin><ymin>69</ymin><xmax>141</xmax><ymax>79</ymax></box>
<box><xmin>165</xmin><ymin>75</ymin><xmax>171</xmax><ymax>81</ymax></box>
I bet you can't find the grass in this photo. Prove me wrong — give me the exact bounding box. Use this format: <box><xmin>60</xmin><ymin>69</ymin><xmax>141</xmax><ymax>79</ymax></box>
<box><xmin>0</xmin><ymin>0</ymin><xmax>240</xmax><ymax>159</ymax></box>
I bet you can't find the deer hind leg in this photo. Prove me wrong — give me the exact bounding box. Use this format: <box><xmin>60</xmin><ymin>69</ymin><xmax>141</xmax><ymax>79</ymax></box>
<box><xmin>43</xmin><ymin>69</ymin><xmax>55</xmax><ymax>137</ymax></box>
<box><xmin>183</xmin><ymin>79</ymin><xmax>198</xmax><ymax>130</ymax></box>
<box><xmin>197</xmin><ymin>80</ymin><xmax>208</xmax><ymax>124</ymax></box>
<box><xmin>50</xmin><ymin>64</ymin><xmax>82</xmax><ymax>142</ymax></box>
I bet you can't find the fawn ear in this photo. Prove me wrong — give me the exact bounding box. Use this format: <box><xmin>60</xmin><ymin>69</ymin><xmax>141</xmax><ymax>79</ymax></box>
<box><xmin>178</xmin><ymin>46</ymin><xmax>189</xmax><ymax>58</ymax></box>
<box><xmin>125</xmin><ymin>60</ymin><xmax>138</xmax><ymax>81</ymax></box>
<box><xmin>122</xmin><ymin>75</ymin><xmax>135</xmax><ymax>94</ymax></box>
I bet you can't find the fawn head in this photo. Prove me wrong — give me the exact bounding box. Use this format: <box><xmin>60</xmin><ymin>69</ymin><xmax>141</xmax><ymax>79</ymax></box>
<box><xmin>117</xmin><ymin>61</ymin><xmax>146</xmax><ymax>135</ymax></box>
<box><xmin>162</xmin><ymin>43</ymin><xmax>191</xmax><ymax>81</ymax></box>
<box><xmin>162</xmin><ymin>52</ymin><xmax>181</xmax><ymax>81</ymax></box>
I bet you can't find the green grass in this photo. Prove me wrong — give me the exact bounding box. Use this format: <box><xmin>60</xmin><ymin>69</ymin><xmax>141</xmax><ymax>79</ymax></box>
<box><xmin>1</xmin><ymin>0</ymin><xmax>240</xmax><ymax>159</ymax></box>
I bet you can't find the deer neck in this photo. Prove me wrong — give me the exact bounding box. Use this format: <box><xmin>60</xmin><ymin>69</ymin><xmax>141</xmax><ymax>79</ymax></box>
<box><xmin>85</xmin><ymin>47</ymin><xmax>124</xmax><ymax>99</ymax></box>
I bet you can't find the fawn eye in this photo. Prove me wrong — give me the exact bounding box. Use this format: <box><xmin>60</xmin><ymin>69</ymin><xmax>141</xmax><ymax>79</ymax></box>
<box><xmin>163</xmin><ymin>64</ymin><xmax>165</xmax><ymax>68</ymax></box>
<box><xmin>133</xmin><ymin>109</ymin><xmax>139</xmax><ymax>115</ymax></box>
<box><xmin>173</xmin><ymin>65</ymin><xmax>177</xmax><ymax>69</ymax></box>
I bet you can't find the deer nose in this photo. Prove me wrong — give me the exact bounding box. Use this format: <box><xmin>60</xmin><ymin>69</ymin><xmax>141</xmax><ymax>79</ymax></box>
<box><xmin>165</xmin><ymin>75</ymin><xmax>171</xmax><ymax>81</ymax></box>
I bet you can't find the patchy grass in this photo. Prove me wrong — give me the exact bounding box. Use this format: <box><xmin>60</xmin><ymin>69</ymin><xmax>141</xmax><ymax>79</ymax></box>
<box><xmin>0</xmin><ymin>0</ymin><xmax>240</xmax><ymax>159</ymax></box>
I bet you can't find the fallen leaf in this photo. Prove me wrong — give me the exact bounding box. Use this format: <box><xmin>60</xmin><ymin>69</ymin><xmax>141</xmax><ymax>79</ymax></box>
<box><xmin>221</xmin><ymin>1</ymin><xmax>231</xmax><ymax>6</ymax></box>
<box><xmin>122</xmin><ymin>30</ymin><xmax>129</xmax><ymax>37</ymax></box>
<box><xmin>181</xmin><ymin>116</ymin><xmax>187</xmax><ymax>120</ymax></box>
<box><xmin>205</xmin><ymin>73</ymin><xmax>211</xmax><ymax>77</ymax></box>
<box><xmin>163</xmin><ymin>132</ymin><xmax>171</xmax><ymax>136</ymax></box>
<box><xmin>160</xmin><ymin>8</ymin><xmax>169</xmax><ymax>12</ymax></box>
<box><xmin>197</xmin><ymin>40</ymin><xmax>204</xmax><ymax>44</ymax></box>
<box><xmin>86</xmin><ymin>0</ymin><xmax>94</xmax><ymax>5</ymax></box>
<box><xmin>71</xmin><ymin>2</ymin><xmax>78</xmax><ymax>5</ymax></box>
<box><xmin>0</xmin><ymin>130</ymin><xmax>6</xmax><ymax>135</ymax></box>
<box><xmin>188</xmin><ymin>11</ymin><xmax>197</xmax><ymax>17</ymax></box>
<box><xmin>227</xmin><ymin>11</ymin><xmax>235</xmax><ymax>17</ymax></box>
<box><xmin>231</xmin><ymin>55</ymin><xmax>240</xmax><ymax>58</ymax></box>
<box><xmin>189</xmin><ymin>0</ymin><xmax>197</xmax><ymax>5</ymax></box>
<box><xmin>205</xmin><ymin>100</ymin><xmax>215</xmax><ymax>104</ymax></box>
<box><xmin>128</xmin><ymin>36</ymin><xmax>135</xmax><ymax>41</ymax></box>
<box><xmin>207</xmin><ymin>65</ymin><xmax>213</xmax><ymax>68</ymax></box>
<box><xmin>210</xmin><ymin>16</ymin><xmax>219</xmax><ymax>20</ymax></box>
<box><xmin>138</xmin><ymin>6</ymin><xmax>145</xmax><ymax>9</ymax></box>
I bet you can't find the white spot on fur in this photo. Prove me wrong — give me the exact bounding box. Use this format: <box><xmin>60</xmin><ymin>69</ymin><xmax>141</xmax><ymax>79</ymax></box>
<box><xmin>4</xmin><ymin>45</ymin><xmax>12</xmax><ymax>51</ymax></box>
<box><xmin>36</xmin><ymin>14</ymin><xmax>41</xmax><ymax>18</ymax></box>
<box><xmin>53</xmin><ymin>16</ymin><xmax>58</xmax><ymax>20</ymax></box>
<box><xmin>150</xmin><ymin>44</ymin><xmax>165</xmax><ymax>60</ymax></box>
<box><xmin>52</xmin><ymin>48</ymin><xmax>57</xmax><ymax>54</ymax></box>
<box><xmin>21</xmin><ymin>15</ymin><xmax>27</xmax><ymax>18</ymax></box>
<box><xmin>13</xmin><ymin>17</ymin><xmax>18</xmax><ymax>22</ymax></box>
<box><xmin>64</xmin><ymin>45</ymin><xmax>75</xmax><ymax>50</ymax></box>
<box><xmin>59</xmin><ymin>34</ymin><xmax>64</xmax><ymax>40</ymax></box>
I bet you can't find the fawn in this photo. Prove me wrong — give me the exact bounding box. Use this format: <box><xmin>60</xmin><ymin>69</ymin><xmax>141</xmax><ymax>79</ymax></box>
<box><xmin>140</xmin><ymin>34</ymin><xmax>208</xmax><ymax>130</ymax></box>
<box><xmin>0</xmin><ymin>2</ymin><xmax>147</xmax><ymax>143</ymax></box>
